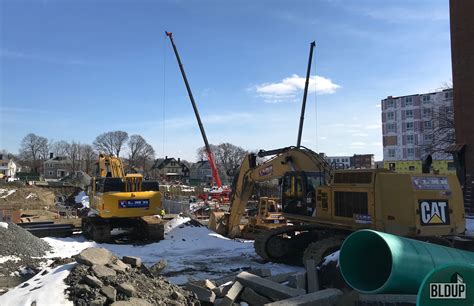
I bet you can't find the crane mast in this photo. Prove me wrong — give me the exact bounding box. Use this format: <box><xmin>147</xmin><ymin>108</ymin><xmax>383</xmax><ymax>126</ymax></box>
<box><xmin>165</xmin><ymin>31</ymin><xmax>222</xmax><ymax>187</ymax></box>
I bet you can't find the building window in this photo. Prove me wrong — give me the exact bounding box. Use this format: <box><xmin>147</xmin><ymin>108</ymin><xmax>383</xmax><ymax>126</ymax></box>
<box><xmin>387</xmin><ymin>100</ymin><xmax>395</xmax><ymax>108</ymax></box>
<box><xmin>387</xmin><ymin>123</ymin><xmax>396</xmax><ymax>133</ymax></box>
<box><xmin>388</xmin><ymin>149</ymin><xmax>395</xmax><ymax>158</ymax></box>
<box><xmin>409</xmin><ymin>166</ymin><xmax>416</xmax><ymax>171</ymax></box>
<box><xmin>387</xmin><ymin>112</ymin><xmax>394</xmax><ymax>120</ymax></box>
<box><xmin>444</xmin><ymin>91</ymin><xmax>453</xmax><ymax>99</ymax></box>
<box><xmin>48</xmin><ymin>171</ymin><xmax>53</xmax><ymax>176</ymax></box>
<box><xmin>423</xmin><ymin>108</ymin><xmax>431</xmax><ymax>117</ymax></box>
<box><xmin>407</xmin><ymin>135</ymin><xmax>414</xmax><ymax>144</ymax></box>
<box><xmin>406</xmin><ymin>122</ymin><xmax>414</xmax><ymax>131</ymax></box>
<box><xmin>405</xmin><ymin>97</ymin><xmax>413</xmax><ymax>106</ymax></box>
<box><xmin>423</xmin><ymin>95</ymin><xmax>431</xmax><ymax>102</ymax></box>
<box><xmin>407</xmin><ymin>148</ymin><xmax>415</xmax><ymax>158</ymax></box>
<box><xmin>405</xmin><ymin>110</ymin><xmax>413</xmax><ymax>118</ymax></box>
<box><xmin>423</xmin><ymin>121</ymin><xmax>432</xmax><ymax>129</ymax></box>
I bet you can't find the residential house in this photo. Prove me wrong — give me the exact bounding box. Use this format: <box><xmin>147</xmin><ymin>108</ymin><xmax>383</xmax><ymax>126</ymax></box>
<box><xmin>189</xmin><ymin>160</ymin><xmax>212</xmax><ymax>186</ymax></box>
<box><xmin>43</xmin><ymin>154</ymin><xmax>72</xmax><ymax>180</ymax></box>
<box><xmin>0</xmin><ymin>152</ymin><xmax>19</xmax><ymax>179</ymax></box>
<box><xmin>326</xmin><ymin>156</ymin><xmax>351</xmax><ymax>169</ymax></box>
<box><xmin>152</xmin><ymin>156</ymin><xmax>190</xmax><ymax>183</ymax></box>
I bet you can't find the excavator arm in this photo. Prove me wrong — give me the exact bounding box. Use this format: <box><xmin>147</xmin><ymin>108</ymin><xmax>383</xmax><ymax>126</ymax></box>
<box><xmin>226</xmin><ymin>146</ymin><xmax>331</xmax><ymax>238</ymax></box>
<box><xmin>97</xmin><ymin>154</ymin><xmax>126</xmax><ymax>178</ymax></box>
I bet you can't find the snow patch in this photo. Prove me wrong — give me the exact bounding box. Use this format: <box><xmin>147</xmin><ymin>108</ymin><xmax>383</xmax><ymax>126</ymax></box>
<box><xmin>25</xmin><ymin>193</ymin><xmax>38</xmax><ymax>200</ymax></box>
<box><xmin>0</xmin><ymin>263</ymin><xmax>75</xmax><ymax>306</ymax></box>
<box><xmin>0</xmin><ymin>222</ymin><xmax>8</xmax><ymax>229</ymax></box>
<box><xmin>0</xmin><ymin>189</ymin><xmax>16</xmax><ymax>198</ymax></box>
<box><xmin>74</xmin><ymin>191</ymin><xmax>89</xmax><ymax>208</ymax></box>
<box><xmin>321</xmin><ymin>250</ymin><xmax>340</xmax><ymax>267</ymax></box>
<box><xmin>0</xmin><ymin>255</ymin><xmax>21</xmax><ymax>264</ymax></box>
<box><xmin>466</xmin><ymin>216</ymin><xmax>474</xmax><ymax>237</ymax></box>
<box><xmin>42</xmin><ymin>215</ymin><xmax>302</xmax><ymax>284</ymax></box>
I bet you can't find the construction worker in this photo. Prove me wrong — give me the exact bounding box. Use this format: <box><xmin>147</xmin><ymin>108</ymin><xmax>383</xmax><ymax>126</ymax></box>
<box><xmin>159</xmin><ymin>208</ymin><xmax>166</xmax><ymax>218</ymax></box>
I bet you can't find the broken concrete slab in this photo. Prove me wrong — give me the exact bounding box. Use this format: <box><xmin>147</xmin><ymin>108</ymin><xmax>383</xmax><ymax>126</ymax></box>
<box><xmin>117</xmin><ymin>283</ymin><xmax>136</xmax><ymax>297</ymax></box>
<box><xmin>122</xmin><ymin>256</ymin><xmax>142</xmax><ymax>267</ymax></box>
<box><xmin>90</xmin><ymin>295</ymin><xmax>107</xmax><ymax>306</ymax></box>
<box><xmin>288</xmin><ymin>273</ymin><xmax>306</xmax><ymax>291</ymax></box>
<box><xmin>186</xmin><ymin>282</ymin><xmax>216</xmax><ymax>303</ymax></box>
<box><xmin>265</xmin><ymin>272</ymin><xmax>297</xmax><ymax>283</ymax></box>
<box><xmin>75</xmin><ymin>248</ymin><xmax>113</xmax><ymax>266</ymax></box>
<box><xmin>219</xmin><ymin>281</ymin><xmax>244</xmax><ymax>306</ymax></box>
<box><xmin>305</xmin><ymin>260</ymin><xmax>319</xmax><ymax>293</ymax></box>
<box><xmin>235</xmin><ymin>271</ymin><xmax>305</xmax><ymax>301</ymax></box>
<box><xmin>84</xmin><ymin>275</ymin><xmax>104</xmax><ymax>288</ymax></box>
<box><xmin>100</xmin><ymin>285</ymin><xmax>117</xmax><ymax>302</ymax></box>
<box><xmin>149</xmin><ymin>259</ymin><xmax>167</xmax><ymax>276</ymax></box>
<box><xmin>92</xmin><ymin>264</ymin><xmax>116</xmax><ymax>278</ymax></box>
<box><xmin>212</xmin><ymin>273</ymin><xmax>238</xmax><ymax>286</ymax></box>
<box><xmin>264</xmin><ymin>288</ymin><xmax>343</xmax><ymax>306</ymax></box>
<box><xmin>110</xmin><ymin>298</ymin><xmax>153</xmax><ymax>306</ymax></box>
<box><xmin>241</xmin><ymin>287</ymin><xmax>271</xmax><ymax>306</ymax></box>
<box><xmin>249</xmin><ymin>268</ymin><xmax>272</xmax><ymax>277</ymax></box>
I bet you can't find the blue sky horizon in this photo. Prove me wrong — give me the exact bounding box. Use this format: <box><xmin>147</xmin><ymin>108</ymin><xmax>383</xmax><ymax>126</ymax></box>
<box><xmin>0</xmin><ymin>0</ymin><xmax>452</xmax><ymax>162</ymax></box>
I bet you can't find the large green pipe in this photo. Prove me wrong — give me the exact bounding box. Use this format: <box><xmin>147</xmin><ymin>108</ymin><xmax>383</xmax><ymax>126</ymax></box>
<box><xmin>339</xmin><ymin>230</ymin><xmax>474</xmax><ymax>294</ymax></box>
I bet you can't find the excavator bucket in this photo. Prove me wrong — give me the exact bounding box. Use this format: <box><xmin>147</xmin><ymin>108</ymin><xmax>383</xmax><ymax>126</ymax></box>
<box><xmin>208</xmin><ymin>212</ymin><xmax>227</xmax><ymax>235</ymax></box>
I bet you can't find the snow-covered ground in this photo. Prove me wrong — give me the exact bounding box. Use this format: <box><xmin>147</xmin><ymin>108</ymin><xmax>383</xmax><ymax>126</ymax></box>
<box><xmin>0</xmin><ymin>215</ymin><xmax>302</xmax><ymax>305</ymax></box>
<box><xmin>43</xmin><ymin>216</ymin><xmax>301</xmax><ymax>284</ymax></box>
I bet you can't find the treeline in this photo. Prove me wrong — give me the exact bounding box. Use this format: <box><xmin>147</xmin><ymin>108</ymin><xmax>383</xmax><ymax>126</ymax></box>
<box><xmin>16</xmin><ymin>131</ymin><xmax>156</xmax><ymax>176</ymax></box>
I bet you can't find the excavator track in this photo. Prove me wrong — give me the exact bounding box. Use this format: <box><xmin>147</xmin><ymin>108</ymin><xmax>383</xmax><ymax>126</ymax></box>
<box><xmin>302</xmin><ymin>235</ymin><xmax>345</xmax><ymax>266</ymax></box>
<box><xmin>254</xmin><ymin>225</ymin><xmax>348</xmax><ymax>265</ymax></box>
<box><xmin>139</xmin><ymin>216</ymin><xmax>165</xmax><ymax>241</ymax></box>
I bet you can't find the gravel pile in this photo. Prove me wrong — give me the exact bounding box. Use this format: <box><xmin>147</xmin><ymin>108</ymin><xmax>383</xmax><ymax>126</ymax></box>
<box><xmin>0</xmin><ymin>222</ymin><xmax>51</xmax><ymax>257</ymax></box>
<box><xmin>65</xmin><ymin>247</ymin><xmax>199</xmax><ymax>306</ymax></box>
<box><xmin>0</xmin><ymin>222</ymin><xmax>52</xmax><ymax>290</ymax></box>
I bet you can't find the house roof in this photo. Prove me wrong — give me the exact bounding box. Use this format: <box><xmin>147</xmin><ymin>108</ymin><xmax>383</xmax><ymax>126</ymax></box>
<box><xmin>152</xmin><ymin>157</ymin><xmax>189</xmax><ymax>171</ymax></box>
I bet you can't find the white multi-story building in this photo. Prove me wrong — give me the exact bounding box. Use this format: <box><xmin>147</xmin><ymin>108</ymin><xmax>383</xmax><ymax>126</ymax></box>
<box><xmin>326</xmin><ymin>156</ymin><xmax>351</xmax><ymax>169</ymax></box>
<box><xmin>381</xmin><ymin>88</ymin><xmax>455</xmax><ymax>173</ymax></box>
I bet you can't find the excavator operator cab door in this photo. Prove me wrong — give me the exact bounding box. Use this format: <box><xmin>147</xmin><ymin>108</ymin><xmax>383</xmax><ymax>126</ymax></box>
<box><xmin>281</xmin><ymin>171</ymin><xmax>325</xmax><ymax>216</ymax></box>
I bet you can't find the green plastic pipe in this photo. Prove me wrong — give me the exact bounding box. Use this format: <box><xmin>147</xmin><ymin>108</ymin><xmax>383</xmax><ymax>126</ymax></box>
<box><xmin>339</xmin><ymin>229</ymin><xmax>474</xmax><ymax>294</ymax></box>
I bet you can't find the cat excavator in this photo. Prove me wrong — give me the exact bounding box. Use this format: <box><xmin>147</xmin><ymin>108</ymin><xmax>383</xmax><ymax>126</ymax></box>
<box><xmin>81</xmin><ymin>154</ymin><xmax>164</xmax><ymax>243</ymax></box>
<box><xmin>210</xmin><ymin>146</ymin><xmax>468</xmax><ymax>265</ymax></box>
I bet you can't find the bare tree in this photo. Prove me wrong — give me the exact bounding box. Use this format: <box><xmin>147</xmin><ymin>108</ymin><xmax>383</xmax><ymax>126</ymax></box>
<box><xmin>128</xmin><ymin>135</ymin><xmax>147</xmax><ymax>168</ymax></box>
<box><xmin>93</xmin><ymin>131</ymin><xmax>129</xmax><ymax>157</ymax></box>
<box><xmin>50</xmin><ymin>140</ymin><xmax>69</xmax><ymax>157</ymax></box>
<box><xmin>419</xmin><ymin>106</ymin><xmax>455</xmax><ymax>159</ymax></box>
<box><xmin>197</xmin><ymin>143</ymin><xmax>248</xmax><ymax>183</ymax></box>
<box><xmin>66</xmin><ymin>141</ymin><xmax>82</xmax><ymax>172</ymax></box>
<box><xmin>80</xmin><ymin>144</ymin><xmax>96</xmax><ymax>175</ymax></box>
<box><xmin>19</xmin><ymin>133</ymin><xmax>49</xmax><ymax>173</ymax></box>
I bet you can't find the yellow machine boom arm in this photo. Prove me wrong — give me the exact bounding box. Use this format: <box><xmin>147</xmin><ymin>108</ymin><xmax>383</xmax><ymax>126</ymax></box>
<box><xmin>226</xmin><ymin>147</ymin><xmax>331</xmax><ymax>238</ymax></box>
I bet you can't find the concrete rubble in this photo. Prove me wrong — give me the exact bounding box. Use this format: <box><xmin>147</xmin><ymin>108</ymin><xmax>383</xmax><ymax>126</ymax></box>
<box><xmin>65</xmin><ymin>247</ymin><xmax>199</xmax><ymax>306</ymax></box>
<box><xmin>184</xmin><ymin>263</ymin><xmax>344</xmax><ymax>306</ymax></box>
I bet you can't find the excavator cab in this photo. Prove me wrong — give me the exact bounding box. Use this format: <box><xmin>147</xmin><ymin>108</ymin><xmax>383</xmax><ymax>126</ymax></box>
<box><xmin>281</xmin><ymin>171</ymin><xmax>326</xmax><ymax>216</ymax></box>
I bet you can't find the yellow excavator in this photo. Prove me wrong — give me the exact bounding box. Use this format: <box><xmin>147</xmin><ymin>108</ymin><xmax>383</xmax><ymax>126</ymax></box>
<box><xmin>209</xmin><ymin>146</ymin><xmax>469</xmax><ymax>264</ymax></box>
<box><xmin>81</xmin><ymin>154</ymin><xmax>164</xmax><ymax>243</ymax></box>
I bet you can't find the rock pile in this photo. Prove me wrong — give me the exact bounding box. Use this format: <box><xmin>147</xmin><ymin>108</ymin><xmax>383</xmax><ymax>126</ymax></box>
<box><xmin>65</xmin><ymin>247</ymin><xmax>199</xmax><ymax>306</ymax></box>
<box><xmin>0</xmin><ymin>222</ymin><xmax>51</xmax><ymax>277</ymax></box>
<box><xmin>184</xmin><ymin>266</ymin><xmax>344</xmax><ymax>306</ymax></box>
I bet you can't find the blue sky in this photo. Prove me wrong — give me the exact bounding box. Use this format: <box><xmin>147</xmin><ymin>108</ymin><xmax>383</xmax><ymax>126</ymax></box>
<box><xmin>0</xmin><ymin>0</ymin><xmax>452</xmax><ymax>162</ymax></box>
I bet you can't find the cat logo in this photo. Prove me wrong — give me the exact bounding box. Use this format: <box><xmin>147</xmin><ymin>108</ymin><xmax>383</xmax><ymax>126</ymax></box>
<box><xmin>419</xmin><ymin>200</ymin><xmax>450</xmax><ymax>225</ymax></box>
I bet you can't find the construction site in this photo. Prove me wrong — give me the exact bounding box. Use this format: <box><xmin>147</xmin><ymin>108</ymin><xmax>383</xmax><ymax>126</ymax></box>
<box><xmin>1</xmin><ymin>1</ymin><xmax>474</xmax><ymax>305</ymax></box>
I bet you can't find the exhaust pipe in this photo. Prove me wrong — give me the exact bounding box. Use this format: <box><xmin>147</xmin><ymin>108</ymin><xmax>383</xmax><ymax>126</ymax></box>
<box><xmin>339</xmin><ymin>230</ymin><xmax>474</xmax><ymax>294</ymax></box>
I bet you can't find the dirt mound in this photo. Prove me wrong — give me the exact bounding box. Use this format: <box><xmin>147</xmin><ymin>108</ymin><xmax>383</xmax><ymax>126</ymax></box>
<box><xmin>0</xmin><ymin>181</ymin><xmax>78</xmax><ymax>210</ymax></box>
<box><xmin>65</xmin><ymin>247</ymin><xmax>199</xmax><ymax>306</ymax></box>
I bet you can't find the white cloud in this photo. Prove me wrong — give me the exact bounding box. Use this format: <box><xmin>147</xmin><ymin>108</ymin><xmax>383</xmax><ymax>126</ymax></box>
<box><xmin>352</xmin><ymin>132</ymin><xmax>369</xmax><ymax>137</ymax></box>
<box><xmin>351</xmin><ymin>142</ymin><xmax>366</xmax><ymax>146</ymax></box>
<box><xmin>375</xmin><ymin>104</ymin><xmax>381</xmax><ymax>108</ymax></box>
<box><xmin>253</xmin><ymin>74</ymin><xmax>340</xmax><ymax>103</ymax></box>
<box><xmin>319</xmin><ymin>136</ymin><xmax>327</xmax><ymax>140</ymax></box>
